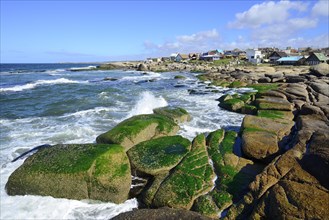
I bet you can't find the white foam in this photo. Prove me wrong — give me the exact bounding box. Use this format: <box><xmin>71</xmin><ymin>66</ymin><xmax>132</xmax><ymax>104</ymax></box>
<box><xmin>0</xmin><ymin>78</ymin><xmax>84</xmax><ymax>92</ymax></box>
<box><xmin>125</xmin><ymin>91</ymin><xmax>168</xmax><ymax>118</ymax></box>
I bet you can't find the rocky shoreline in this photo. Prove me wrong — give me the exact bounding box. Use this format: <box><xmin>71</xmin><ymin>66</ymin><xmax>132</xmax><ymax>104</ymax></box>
<box><xmin>5</xmin><ymin>63</ymin><xmax>329</xmax><ymax>219</ymax></box>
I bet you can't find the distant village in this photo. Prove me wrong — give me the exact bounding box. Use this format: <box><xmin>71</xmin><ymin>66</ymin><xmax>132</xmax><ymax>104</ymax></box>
<box><xmin>146</xmin><ymin>47</ymin><xmax>329</xmax><ymax>66</ymax></box>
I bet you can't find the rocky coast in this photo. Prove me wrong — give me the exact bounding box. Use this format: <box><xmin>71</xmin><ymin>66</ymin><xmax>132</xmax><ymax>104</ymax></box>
<box><xmin>5</xmin><ymin>61</ymin><xmax>329</xmax><ymax>219</ymax></box>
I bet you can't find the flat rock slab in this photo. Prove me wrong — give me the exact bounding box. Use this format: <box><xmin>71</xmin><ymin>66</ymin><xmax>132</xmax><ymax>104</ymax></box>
<box><xmin>127</xmin><ymin>136</ymin><xmax>191</xmax><ymax>175</ymax></box>
<box><xmin>6</xmin><ymin>144</ymin><xmax>131</xmax><ymax>203</ymax></box>
<box><xmin>256</xmin><ymin>96</ymin><xmax>293</xmax><ymax>111</ymax></box>
<box><xmin>242</xmin><ymin>115</ymin><xmax>294</xmax><ymax>140</ymax></box>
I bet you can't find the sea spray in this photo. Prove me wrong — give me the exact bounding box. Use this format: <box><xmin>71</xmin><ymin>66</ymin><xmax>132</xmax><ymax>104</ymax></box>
<box><xmin>125</xmin><ymin>91</ymin><xmax>168</xmax><ymax>118</ymax></box>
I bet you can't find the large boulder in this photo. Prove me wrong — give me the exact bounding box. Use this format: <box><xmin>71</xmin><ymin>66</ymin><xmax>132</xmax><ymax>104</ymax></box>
<box><xmin>6</xmin><ymin>144</ymin><xmax>131</xmax><ymax>203</ymax></box>
<box><xmin>96</xmin><ymin>114</ymin><xmax>179</xmax><ymax>151</ymax></box>
<box><xmin>152</xmin><ymin>134</ymin><xmax>215</xmax><ymax>209</ymax></box>
<box><xmin>241</xmin><ymin>115</ymin><xmax>294</xmax><ymax>161</ymax></box>
<box><xmin>127</xmin><ymin>136</ymin><xmax>191</xmax><ymax>175</ymax></box>
<box><xmin>153</xmin><ymin>107</ymin><xmax>191</xmax><ymax>123</ymax></box>
<box><xmin>310</xmin><ymin>63</ymin><xmax>329</xmax><ymax>76</ymax></box>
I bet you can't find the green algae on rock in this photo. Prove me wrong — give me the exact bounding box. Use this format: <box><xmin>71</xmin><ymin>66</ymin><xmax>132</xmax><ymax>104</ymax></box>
<box><xmin>127</xmin><ymin>136</ymin><xmax>191</xmax><ymax>175</ymax></box>
<box><xmin>96</xmin><ymin>114</ymin><xmax>179</xmax><ymax>150</ymax></box>
<box><xmin>6</xmin><ymin>144</ymin><xmax>131</xmax><ymax>203</ymax></box>
<box><xmin>153</xmin><ymin>107</ymin><xmax>191</xmax><ymax>123</ymax></box>
<box><xmin>195</xmin><ymin>129</ymin><xmax>263</xmax><ymax>216</ymax></box>
<box><xmin>152</xmin><ymin>134</ymin><xmax>215</xmax><ymax>209</ymax></box>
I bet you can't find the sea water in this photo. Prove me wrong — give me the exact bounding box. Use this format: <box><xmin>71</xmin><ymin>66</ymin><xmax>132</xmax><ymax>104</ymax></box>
<box><xmin>0</xmin><ymin>63</ymin><xmax>249</xmax><ymax>219</ymax></box>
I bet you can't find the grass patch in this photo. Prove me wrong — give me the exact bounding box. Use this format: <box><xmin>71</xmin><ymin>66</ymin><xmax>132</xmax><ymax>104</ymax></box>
<box><xmin>247</xmin><ymin>83</ymin><xmax>279</xmax><ymax>93</ymax></box>
<box><xmin>212</xmin><ymin>58</ymin><xmax>231</xmax><ymax>66</ymax></box>
<box><xmin>257</xmin><ymin>110</ymin><xmax>285</xmax><ymax>119</ymax></box>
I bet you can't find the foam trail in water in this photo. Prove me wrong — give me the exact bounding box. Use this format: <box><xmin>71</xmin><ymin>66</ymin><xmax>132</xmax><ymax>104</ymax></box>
<box><xmin>0</xmin><ymin>78</ymin><xmax>83</xmax><ymax>92</ymax></box>
<box><xmin>126</xmin><ymin>91</ymin><xmax>168</xmax><ymax>118</ymax></box>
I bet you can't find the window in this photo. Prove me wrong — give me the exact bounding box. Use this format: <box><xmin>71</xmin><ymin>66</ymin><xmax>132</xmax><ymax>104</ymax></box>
<box><xmin>251</xmin><ymin>56</ymin><xmax>254</xmax><ymax>59</ymax></box>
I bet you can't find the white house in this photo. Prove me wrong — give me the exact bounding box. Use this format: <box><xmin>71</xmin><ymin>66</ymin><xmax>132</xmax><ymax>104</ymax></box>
<box><xmin>246</xmin><ymin>49</ymin><xmax>263</xmax><ymax>64</ymax></box>
<box><xmin>170</xmin><ymin>53</ymin><xmax>178</xmax><ymax>61</ymax></box>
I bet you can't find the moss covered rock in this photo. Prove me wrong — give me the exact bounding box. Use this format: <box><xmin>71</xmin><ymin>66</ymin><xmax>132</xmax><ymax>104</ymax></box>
<box><xmin>174</xmin><ymin>75</ymin><xmax>187</xmax><ymax>80</ymax></box>
<box><xmin>192</xmin><ymin>195</ymin><xmax>219</xmax><ymax>218</ymax></box>
<box><xmin>255</xmin><ymin>96</ymin><xmax>293</xmax><ymax>111</ymax></box>
<box><xmin>6</xmin><ymin>144</ymin><xmax>131</xmax><ymax>203</ymax></box>
<box><xmin>152</xmin><ymin>134</ymin><xmax>215</xmax><ymax>209</ymax></box>
<box><xmin>242</xmin><ymin>115</ymin><xmax>294</xmax><ymax>140</ymax></box>
<box><xmin>96</xmin><ymin>114</ymin><xmax>179</xmax><ymax>150</ymax></box>
<box><xmin>127</xmin><ymin>136</ymin><xmax>191</xmax><ymax>175</ymax></box>
<box><xmin>199</xmin><ymin>129</ymin><xmax>263</xmax><ymax>214</ymax></box>
<box><xmin>153</xmin><ymin>107</ymin><xmax>191</xmax><ymax>123</ymax></box>
<box><xmin>219</xmin><ymin>98</ymin><xmax>245</xmax><ymax>112</ymax></box>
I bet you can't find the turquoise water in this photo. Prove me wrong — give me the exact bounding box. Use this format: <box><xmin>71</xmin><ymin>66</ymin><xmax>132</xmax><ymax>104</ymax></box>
<box><xmin>0</xmin><ymin>63</ymin><xmax>249</xmax><ymax>219</ymax></box>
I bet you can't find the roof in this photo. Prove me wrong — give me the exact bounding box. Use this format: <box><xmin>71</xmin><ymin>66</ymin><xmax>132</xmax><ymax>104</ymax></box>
<box><xmin>313</xmin><ymin>53</ymin><xmax>327</xmax><ymax>61</ymax></box>
<box><xmin>170</xmin><ymin>53</ymin><xmax>178</xmax><ymax>57</ymax></box>
<box><xmin>270</xmin><ymin>51</ymin><xmax>288</xmax><ymax>57</ymax></box>
<box><xmin>179</xmin><ymin>54</ymin><xmax>189</xmax><ymax>59</ymax></box>
<box><xmin>277</xmin><ymin>56</ymin><xmax>303</xmax><ymax>62</ymax></box>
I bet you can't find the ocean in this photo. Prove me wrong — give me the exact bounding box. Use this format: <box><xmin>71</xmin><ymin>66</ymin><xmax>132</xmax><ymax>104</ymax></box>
<box><xmin>0</xmin><ymin>63</ymin><xmax>251</xmax><ymax>219</ymax></box>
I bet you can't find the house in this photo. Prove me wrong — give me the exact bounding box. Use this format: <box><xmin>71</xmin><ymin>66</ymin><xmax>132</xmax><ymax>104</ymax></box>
<box><xmin>170</xmin><ymin>53</ymin><xmax>178</xmax><ymax>61</ymax></box>
<box><xmin>189</xmin><ymin>53</ymin><xmax>200</xmax><ymax>60</ymax></box>
<box><xmin>200</xmin><ymin>54</ymin><xmax>221</xmax><ymax>61</ymax></box>
<box><xmin>200</xmin><ymin>49</ymin><xmax>223</xmax><ymax>61</ymax></box>
<box><xmin>305</xmin><ymin>52</ymin><xmax>328</xmax><ymax>65</ymax></box>
<box><xmin>246</xmin><ymin>49</ymin><xmax>263</xmax><ymax>64</ymax></box>
<box><xmin>175</xmin><ymin>54</ymin><xmax>189</xmax><ymax>62</ymax></box>
<box><xmin>224</xmin><ymin>51</ymin><xmax>234</xmax><ymax>58</ymax></box>
<box><xmin>276</xmin><ymin>56</ymin><xmax>304</xmax><ymax>65</ymax></box>
<box><xmin>268</xmin><ymin>51</ymin><xmax>288</xmax><ymax>63</ymax></box>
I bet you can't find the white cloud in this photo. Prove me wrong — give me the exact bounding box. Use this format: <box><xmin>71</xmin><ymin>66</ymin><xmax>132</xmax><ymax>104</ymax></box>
<box><xmin>176</xmin><ymin>29</ymin><xmax>219</xmax><ymax>43</ymax></box>
<box><xmin>144</xmin><ymin>29</ymin><xmax>221</xmax><ymax>54</ymax></box>
<box><xmin>229</xmin><ymin>1</ymin><xmax>308</xmax><ymax>29</ymax></box>
<box><xmin>251</xmin><ymin>17</ymin><xmax>318</xmax><ymax>42</ymax></box>
<box><xmin>312</xmin><ymin>0</ymin><xmax>329</xmax><ymax>17</ymax></box>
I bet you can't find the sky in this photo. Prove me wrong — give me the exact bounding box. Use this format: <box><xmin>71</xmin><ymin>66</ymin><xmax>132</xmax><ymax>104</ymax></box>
<box><xmin>1</xmin><ymin>0</ymin><xmax>328</xmax><ymax>63</ymax></box>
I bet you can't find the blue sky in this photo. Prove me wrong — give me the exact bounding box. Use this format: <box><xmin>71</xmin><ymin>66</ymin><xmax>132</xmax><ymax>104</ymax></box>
<box><xmin>1</xmin><ymin>0</ymin><xmax>328</xmax><ymax>63</ymax></box>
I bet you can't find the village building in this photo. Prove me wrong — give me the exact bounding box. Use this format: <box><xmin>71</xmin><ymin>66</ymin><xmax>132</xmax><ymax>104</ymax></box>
<box><xmin>276</xmin><ymin>56</ymin><xmax>304</xmax><ymax>65</ymax></box>
<box><xmin>200</xmin><ymin>49</ymin><xmax>223</xmax><ymax>61</ymax></box>
<box><xmin>170</xmin><ymin>53</ymin><xmax>178</xmax><ymax>61</ymax></box>
<box><xmin>305</xmin><ymin>52</ymin><xmax>328</xmax><ymax>65</ymax></box>
<box><xmin>189</xmin><ymin>53</ymin><xmax>200</xmax><ymax>60</ymax></box>
<box><xmin>246</xmin><ymin>49</ymin><xmax>263</xmax><ymax>64</ymax></box>
<box><xmin>268</xmin><ymin>51</ymin><xmax>288</xmax><ymax>63</ymax></box>
<box><xmin>175</xmin><ymin>54</ymin><xmax>189</xmax><ymax>62</ymax></box>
